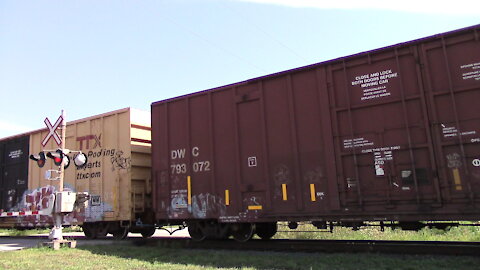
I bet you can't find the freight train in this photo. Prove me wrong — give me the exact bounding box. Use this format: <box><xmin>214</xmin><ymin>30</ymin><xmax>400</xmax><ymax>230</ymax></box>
<box><xmin>1</xmin><ymin>24</ymin><xmax>480</xmax><ymax>242</ymax></box>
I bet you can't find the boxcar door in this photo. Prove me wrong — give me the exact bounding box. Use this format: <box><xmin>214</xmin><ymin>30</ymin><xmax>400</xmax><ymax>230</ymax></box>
<box><xmin>327</xmin><ymin>45</ymin><xmax>441</xmax><ymax>211</ymax></box>
<box><xmin>235</xmin><ymin>84</ymin><xmax>267</xmax><ymax>221</ymax></box>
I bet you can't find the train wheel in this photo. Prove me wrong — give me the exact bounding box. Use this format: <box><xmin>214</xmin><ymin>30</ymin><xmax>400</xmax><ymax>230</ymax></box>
<box><xmin>141</xmin><ymin>226</ymin><xmax>156</xmax><ymax>238</ymax></box>
<box><xmin>108</xmin><ymin>222</ymin><xmax>129</xmax><ymax>240</ymax></box>
<box><xmin>82</xmin><ymin>223</ymin><xmax>96</xmax><ymax>239</ymax></box>
<box><xmin>95</xmin><ymin>222</ymin><xmax>109</xmax><ymax>238</ymax></box>
<box><xmin>255</xmin><ymin>222</ymin><xmax>277</xmax><ymax>240</ymax></box>
<box><xmin>112</xmin><ymin>227</ymin><xmax>129</xmax><ymax>240</ymax></box>
<box><xmin>188</xmin><ymin>222</ymin><xmax>207</xmax><ymax>241</ymax></box>
<box><xmin>213</xmin><ymin>223</ymin><xmax>230</xmax><ymax>239</ymax></box>
<box><xmin>232</xmin><ymin>223</ymin><xmax>255</xmax><ymax>242</ymax></box>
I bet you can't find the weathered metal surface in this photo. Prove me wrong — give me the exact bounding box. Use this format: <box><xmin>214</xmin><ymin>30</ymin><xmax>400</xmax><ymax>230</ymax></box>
<box><xmin>151</xmin><ymin>25</ymin><xmax>480</xmax><ymax>224</ymax></box>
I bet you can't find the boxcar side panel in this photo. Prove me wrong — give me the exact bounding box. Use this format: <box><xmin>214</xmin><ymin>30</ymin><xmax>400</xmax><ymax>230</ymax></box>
<box><xmin>420</xmin><ymin>28</ymin><xmax>480</xmax><ymax>208</ymax></box>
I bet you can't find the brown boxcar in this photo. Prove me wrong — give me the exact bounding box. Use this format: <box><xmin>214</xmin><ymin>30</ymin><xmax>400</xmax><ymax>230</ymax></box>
<box><xmin>0</xmin><ymin>108</ymin><xmax>155</xmax><ymax>238</ymax></box>
<box><xmin>151</xmin><ymin>25</ymin><xmax>480</xmax><ymax>241</ymax></box>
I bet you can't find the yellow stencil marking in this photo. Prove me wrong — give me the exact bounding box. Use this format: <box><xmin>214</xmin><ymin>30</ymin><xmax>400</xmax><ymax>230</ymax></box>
<box><xmin>310</xmin><ymin>184</ymin><xmax>316</xmax><ymax>202</ymax></box>
<box><xmin>282</xmin><ymin>184</ymin><xmax>288</xmax><ymax>201</ymax></box>
<box><xmin>225</xmin><ymin>189</ymin><xmax>230</xmax><ymax>206</ymax></box>
<box><xmin>452</xmin><ymin>169</ymin><xmax>462</xmax><ymax>191</ymax></box>
<box><xmin>187</xmin><ymin>176</ymin><xmax>192</xmax><ymax>205</ymax></box>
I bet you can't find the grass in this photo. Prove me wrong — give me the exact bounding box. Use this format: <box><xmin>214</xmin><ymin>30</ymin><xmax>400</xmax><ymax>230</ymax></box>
<box><xmin>0</xmin><ymin>224</ymin><xmax>479</xmax><ymax>269</ymax></box>
<box><xmin>273</xmin><ymin>222</ymin><xmax>480</xmax><ymax>242</ymax></box>
<box><xmin>0</xmin><ymin>243</ymin><xmax>479</xmax><ymax>270</ymax></box>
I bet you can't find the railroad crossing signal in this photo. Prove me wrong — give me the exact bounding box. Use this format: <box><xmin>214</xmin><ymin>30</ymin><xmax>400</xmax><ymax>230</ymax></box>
<box><xmin>47</xmin><ymin>149</ymin><xmax>70</xmax><ymax>168</ymax></box>
<box><xmin>42</xmin><ymin>115</ymin><xmax>63</xmax><ymax>147</ymax></box>
<box><xmin>29</xmin><ymin>149</ymin><xmax>88</xmax><ymax>170</ymax></box>
<box><xmin>29</xmin><ymin>152</ymin><xmax>46</xmax><ymax>168</ymax></box>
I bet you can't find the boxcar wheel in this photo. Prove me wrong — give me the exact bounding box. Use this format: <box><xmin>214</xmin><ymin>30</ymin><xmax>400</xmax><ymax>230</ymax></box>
<box><xmin>255</xmin><ymin>222</ymin><xmax>277</xmax><ymax>240</ymax></box>
<box><xmin>141</xmin><ymin>226</ymin><xmax>156</xmax><ymax>238</ymax></box>
<box><xmin>82</xmin><ymin>223</ymin><xmax>96</xmax><ymax>239</ymax></box>
<box><xmin>188</xmin><ymin>222</ymin><xmax>206</xmax><ymax>241</ymax></box>
<box><xmin>112</xmin><ymin>227</ymin><xmax>129</xmax><ymax>240</ymax></box>
<box><xmin>95</xmin><ymin>222</ymin><xmax>109</xmax><ymax>238</ymax></box>
<box><xmin>232</xmin><ymin>223</ymin><xmax>255</xmax><ymax>242</ymax></box>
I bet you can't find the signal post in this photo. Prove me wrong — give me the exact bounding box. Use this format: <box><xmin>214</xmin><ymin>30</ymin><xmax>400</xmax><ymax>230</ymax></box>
<box><xmin>51</xmin><ymin>109</ymin><xmax>66</xmax><ymax>241</ymax></box>
<box><xmin>29</xmin><ymin>110</ymin><xmax>89</xmax><ymax>249</ymax></box>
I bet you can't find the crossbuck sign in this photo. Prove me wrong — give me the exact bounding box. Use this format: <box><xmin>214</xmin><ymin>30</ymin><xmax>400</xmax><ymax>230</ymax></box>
<box><xmin>41</xmin><ymin>115</ymin><xmax>64</xmax><ymax>147</ymax></box>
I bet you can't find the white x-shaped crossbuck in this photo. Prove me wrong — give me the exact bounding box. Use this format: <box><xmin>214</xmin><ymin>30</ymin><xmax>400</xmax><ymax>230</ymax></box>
<box><xmin>41</xmin><ymin>115</ymin><xmax>63</xmax><ymax>146</ymax></box>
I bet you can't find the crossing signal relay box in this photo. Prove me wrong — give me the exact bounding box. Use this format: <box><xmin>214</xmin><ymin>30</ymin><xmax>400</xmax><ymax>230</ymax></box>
<box><xmin>54</xmin><ymin>192</ymin><xmax>77</xmax><ymax>213</ymax></box>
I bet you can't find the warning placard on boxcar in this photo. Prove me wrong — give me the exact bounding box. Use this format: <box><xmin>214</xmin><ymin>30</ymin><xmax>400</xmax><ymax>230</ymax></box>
<box><xmin>461</xmin><ymin>62</ymin><xmax>480</xmax><ymax>81</ymax></box>
<box><xmin>351</xmin><ymin>69</ymin><xmax>399</xmax><ymax>101</ymax></box>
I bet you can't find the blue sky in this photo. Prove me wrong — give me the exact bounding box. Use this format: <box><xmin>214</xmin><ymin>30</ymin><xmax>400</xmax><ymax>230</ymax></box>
<box><xmin>0</xmin><ymin>0</ymin><xmax>479</xmax><ymax>138</ymax></box>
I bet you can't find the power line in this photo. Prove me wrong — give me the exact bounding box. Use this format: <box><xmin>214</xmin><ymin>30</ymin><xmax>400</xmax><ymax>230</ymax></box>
<box><xmin>220</xmin><ymin>2</ymin><xmax>310</xmax><ymax>64</ymax></box>
<box><xmin>159</xmin><ymin>13</ymin><xmax>268</xmax><ymax>74</ymax></box>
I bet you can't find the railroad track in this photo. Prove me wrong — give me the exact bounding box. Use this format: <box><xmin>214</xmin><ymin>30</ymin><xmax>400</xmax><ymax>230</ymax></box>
<box><xmin>129</xmin><ymin>238</ymin><xmax>480</xmax><ymax>256</ymax></box>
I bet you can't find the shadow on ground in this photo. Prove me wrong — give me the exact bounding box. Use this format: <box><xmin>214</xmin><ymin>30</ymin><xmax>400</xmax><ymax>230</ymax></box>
<box><xmin>77</xmin><ymin>239</ymin><xmax>311</xmax><ymax>270</ymax></box>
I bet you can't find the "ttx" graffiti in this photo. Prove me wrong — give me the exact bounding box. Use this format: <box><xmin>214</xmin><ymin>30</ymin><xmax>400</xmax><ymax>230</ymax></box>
<box><xmin>76</xmin><ymin>134</ymin><xmax>102</xmax><ymax>150</ymax></box>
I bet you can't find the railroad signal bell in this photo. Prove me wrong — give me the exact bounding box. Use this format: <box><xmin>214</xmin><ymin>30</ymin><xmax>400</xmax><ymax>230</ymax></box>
<box><xmin>73</xmin><ymin>152</ymin><xmax>88</xmax><ymax>169</ymax></box>
<box><xmin>29</xmin><ymin>152</ymin><xmax>46</xmax><ymax>168</ymax></box>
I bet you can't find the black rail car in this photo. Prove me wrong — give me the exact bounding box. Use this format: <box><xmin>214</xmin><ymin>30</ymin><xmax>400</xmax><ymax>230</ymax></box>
<box><xmin>0</xmin><ymin>135</ymin><xmax>29</xmax><ymax>214</ymax></box>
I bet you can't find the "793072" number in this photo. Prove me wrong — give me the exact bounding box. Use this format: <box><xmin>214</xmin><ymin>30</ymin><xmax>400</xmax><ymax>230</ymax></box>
<box><xmin>171</xmin><ymin>161</ymin><xmax>211</xmax><ymax>174</ymax></box>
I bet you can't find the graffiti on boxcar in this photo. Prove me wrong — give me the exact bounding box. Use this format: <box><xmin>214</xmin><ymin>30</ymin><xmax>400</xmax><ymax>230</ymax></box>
<box><xmin>170</xmin><ymin>190</ymin><xmax>188</xmax><ymax>209</ymax></box>
<box><xmin>168</xmin><ymin>189</ymin><xmax>188</xmax><ymax>218</ymax></box>
<box><xmin>238</xmin><ymin>195</ymin><xmax>264</xmax><ymax>219</ymax></box>
<box><xmin>304</xmin><ymin>166</ymin><xmax>324</xmax><ymax>183</ymax></box>
<box><xmin>111</xmin><ymin>150</ymin><xmax>131</xmax><ymax>171</ymax></box>
<box><xmin>191</xmin><ymin>193</ymin><xmax>226</xmax><ymax>219</ymax></box>
<box><xmin>159</xmin><ymin>170</ymin><xmax>168</xmax><ymax>186</ymax></box>
<box><xmin>273</xmin><ymin>164</ymin><xmax>295</xmax><ymax>200</ymax></box>
<box><xmin>446</xmin><ymin>153</ymin><xmax>462</xmax><ymax>168</ymax></box>
<box><xmin>75</xmin><ymin>148</ymin><xmax>129</xmax><ymax>180</ymax></box>
<box><xmin>304</xmin><ymin>167</ymin><xmax>325</xmax><ymax>199</ymax></box>
<box><xmin>5</xmin><ymin>189</ymin><xmax>16</xmax><ymax>210</ymax></box>
<box><xmin>168</xmin><ymin>191</ymin><xmax>226</xmax><ymax>219</ymax></box>
<box><xmin>85</xmin><ymin>194</ymin><xmax>113</xmax><ymax>222</ymax></box>
<box><xmin>13</xmin><ymin>185</ymin><xmax>85</xmax><ymax>227</ymax></box>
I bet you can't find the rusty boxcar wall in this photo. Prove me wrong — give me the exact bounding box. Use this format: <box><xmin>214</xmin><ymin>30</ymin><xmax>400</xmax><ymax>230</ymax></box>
<box><xmin>0</xmin><ymin>108</ymin><xmax>151</xmax><ymax>228</ymax></box>
<box><xmin>152</xmin><ymin>25</ymin><xmax>480</xmax><ymax>224</ymax></box>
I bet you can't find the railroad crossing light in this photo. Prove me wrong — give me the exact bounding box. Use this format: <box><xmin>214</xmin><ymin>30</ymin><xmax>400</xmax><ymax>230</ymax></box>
<box><xmin>47</xmin><ymin>149</ymin><xmax>70</xmax><ymax>169</ymax></box>
<box><xmin>29</xmin><ymin>152</ymin><xmax>46</xmax><ymax>168</ymax></box>
<box><xmin>73</xmin><ymin>152</ymin><xmax>88</xmax><ymax>169</ymax></box>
